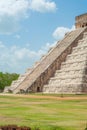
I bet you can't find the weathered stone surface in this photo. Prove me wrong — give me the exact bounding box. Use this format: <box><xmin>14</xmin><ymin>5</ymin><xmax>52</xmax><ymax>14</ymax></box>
<box><xmin>75</xmin><ymin>13</ymin><xmax>87</xmax><ymax>28</ymax></box>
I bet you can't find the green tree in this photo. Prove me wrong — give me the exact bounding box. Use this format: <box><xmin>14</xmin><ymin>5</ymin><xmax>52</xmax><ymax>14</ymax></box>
<box><xmin>0</xmin><ymin>72</ymin><xmax>19</xmax><ymax>91</ymax></box>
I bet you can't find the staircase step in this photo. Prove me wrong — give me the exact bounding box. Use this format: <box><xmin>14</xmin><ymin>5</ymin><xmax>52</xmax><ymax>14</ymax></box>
<box><xmin>56</xmin><ymin>67</ymin><xmax>84</xmax><ymax>73</ymax></box>
<box><xmin>72</xmin><ymin>47</ymin><xmax>87</xmax><ymax>53</ymax></box>
<box><xmin>43</xmin><ymin>83</ymin><xmax>86</xmax><ymax>93</ymax></box>
<box><xmin>61</xmin><ymin>59</ymin><xmax>86</xmax><ymax>66</ymax></box>
<box><xmin>18</xmin><ymin>77</ymin><xmax>25</xmax><ymax>80</ymax></box>
<box><xmin>61</xmin><ymin>62</ymin><xmax>86</xmax><ymax>69</ymax></box>
<box><xmin>72</xmin><ymin>45</ymin><xmax>87</xmax><ymax>53</ymax></box>
<box><xmin>74</xmin><ymin>44</ymin><xmax>87</xmax><ymax>50</ymax></box>
<box><xmin>49</xmin><ymin>77</ymin><xmax>83</xmax><ymax>85</ymax></box>
<box><xmin>51</xmin><ymin>74</ymin><xmax>87</xmax><ymax>80</ymax></box>
<box><xmin>78</xmin><ymin>42</ymin><xmax>87</xmax><ymax>47</ymax></box>
<box><xmin>66</xmin><ymin>54</ymin><xmax>87</xmax><ymax>62</ymax></box>
<box><xmin>83</xmin><ymin>32</ymin><xmax>87</xmax><ymax>38</ymax></box>
<box><xmin>67</xmin><ymin>50</ymin><xmax>87</xmax><ymax>57</ymax></box>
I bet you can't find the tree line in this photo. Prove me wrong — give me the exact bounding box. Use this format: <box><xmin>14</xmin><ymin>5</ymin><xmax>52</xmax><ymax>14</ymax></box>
<box><xmin>0</xmin><ymin>72</ymin><xmax>19</xmax><ymax>91</ymax></box>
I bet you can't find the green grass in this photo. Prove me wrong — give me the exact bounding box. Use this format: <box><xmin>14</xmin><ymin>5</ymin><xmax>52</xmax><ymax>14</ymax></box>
<box><xmin>0</xmin><ymin>94</ymin><xmax>87</xmax><ymax>130</ymax></box>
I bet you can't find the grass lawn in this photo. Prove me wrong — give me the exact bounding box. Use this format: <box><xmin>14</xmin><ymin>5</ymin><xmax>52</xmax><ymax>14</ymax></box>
<box><xmin>0</xmin><ymin>94</ymin><xmax>87</xmax><ymax>130</ymax></box>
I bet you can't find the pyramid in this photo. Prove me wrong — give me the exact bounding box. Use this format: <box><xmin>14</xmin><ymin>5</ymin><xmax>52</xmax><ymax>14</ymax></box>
<box><xmin>4</xmin><ymin>13</ymin><xmax>87</xmax><ymax>94</ymax></box>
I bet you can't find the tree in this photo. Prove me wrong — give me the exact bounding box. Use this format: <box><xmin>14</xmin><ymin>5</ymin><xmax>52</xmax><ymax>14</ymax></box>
<box><xmin>0</xmin><ymin>72</ymin><xmax>19</xmax><ymax>91</ymax></box>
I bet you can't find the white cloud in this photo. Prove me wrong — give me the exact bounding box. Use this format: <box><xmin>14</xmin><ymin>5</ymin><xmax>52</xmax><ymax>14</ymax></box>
<box><xmin>0</xmin><ymin>0</ymin><xmax>29</xmax><ymax>34</ymax></box>
<box><xmin>0</xmin><ymin>0</ymin><xmax>56</xmax><ymax>16</ymax></box>
<box><xmin>0</xmin><ymin>41</ymin><xmax>55</xmax><ymax>73</ymax></box>
<box><xmin>0</xmin><ymin>0</ymin><xmax>57</xmax><ymax>34</ymax></box>
<box><xmin>29</xmin><ymin>0</ymin><xmax>57</xmax><ymax>13</ymax></box>
<box><xmin>53</xmin><ymin>25</ymin><xmax>75</xmax><ymax>40</ymax></box>
<box><xmin>0</xmin><ymin>0</ymin><xmax>29</xmax><ymax>17</ymax></box>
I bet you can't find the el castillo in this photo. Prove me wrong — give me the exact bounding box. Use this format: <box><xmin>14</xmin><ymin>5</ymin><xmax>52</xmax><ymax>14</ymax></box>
<box><xmin>4</xmin><ymin>13</ymin><xmax>87</xmax><ymax>94</ymax></box>
<box><xmin>0</xmin><ymin>13</ymin><xmax>87</xmax><ymax>130</ymax></box>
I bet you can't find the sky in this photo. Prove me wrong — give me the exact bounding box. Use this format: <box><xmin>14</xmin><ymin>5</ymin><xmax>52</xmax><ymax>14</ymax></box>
<box><xmin>0</xmin><ymin>0</ymin><xmax>87</xmax><ymax>74</ymax></box>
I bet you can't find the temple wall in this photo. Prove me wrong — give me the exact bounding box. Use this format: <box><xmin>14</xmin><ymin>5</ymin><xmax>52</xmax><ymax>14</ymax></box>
<box><xmin>75</xmin><ymin>13</ymin><xmax>87</xmax><ymax>28</ymax></box>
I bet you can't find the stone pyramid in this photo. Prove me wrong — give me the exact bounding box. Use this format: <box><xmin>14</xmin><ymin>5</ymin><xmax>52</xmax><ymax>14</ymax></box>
<box><xmin>4</xmin><ymin>13</ymin><xmax>87</xmax><ymax>94</ymax></box>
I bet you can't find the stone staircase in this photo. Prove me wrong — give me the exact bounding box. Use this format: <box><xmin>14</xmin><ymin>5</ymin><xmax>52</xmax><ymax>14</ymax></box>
<box><xmin>43</xmin><ymin>32</ymin><xmax>87</xmax><ymax>94</ymax></box>
<box><xmin>4</xmin><ymin>68</ymin><xmax>33</xmax><ymax>93</ymax></box>
<box><xmin>4</xmin><ymin>27</ymin><xmax>87</xmax><ymax>94</ymax></box>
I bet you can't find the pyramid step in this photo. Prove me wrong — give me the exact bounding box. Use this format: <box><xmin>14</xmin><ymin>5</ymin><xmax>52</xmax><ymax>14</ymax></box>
<box><xmin>9</xmin><ymin>86</ymin><xmax>18</xmax><ymax>91</ymax></box>
<box><xmin>74</xmin><ymin>44</ymin><xmax>87</xmax><ymax>50</ymax></box>
<box><xmin>3</xmin><ymin>86</ymin><xmax>10</xmax><ymax>93</ymax></box>
<box><xmin>50</xmin><ymin>74</ymin><xmax>87</xmax><ymax>81</ymax></box>
<box><xmin>61</xmin><ymin>61</ymin><xmax>86</xmax><ymax>69</ymax></box>
<box><xmin>54</xmin><ymin>71</ymin><xmax>83</xmax><ymax>78</ymax></box>
<box><xmin>67</xmin><ymin>51</ymin><xmax>87</xmax><ymax>58</ymax></box>
<box><xmin>10</xmin><ymin>73</ymin><xmax>28</xmax><ymax>92</ymax></box>
<box><xmin>43</xmin><ymin>83</ymin><xmax>86</xmax><ymax>93</ymax></box>
<box><xmin>59</xmin><ymin>65</ymin><xmax>86</xmax><ymax>72</ymax></box>
<box><xmin>72</xmin><ymin>47</ymin><xmax>87</xmax><ymax>53</ymax></box>
<box><xmin>10</xmin><ymin>85</ymin><xmax>18</xmax><ymax>89</ymax></box>
<box><xmin>61</xmin><ymin>58</ymin><xmax>86</xmax><ymax>66</ymax></box>
<box><xmin>56</xmin><ymin>66</ymin><xmax>84</xmax><ymax>73</ymax></box>
<box><xmin>65</xmin><ymin>51</ymin><xmax>87</xmax><ymax>63</ymax></box>
<box><xmin>11</xmin><ymin>80</ymin><xmax>18</xmax><ymax>85</ymax></box>
<box><xmin>66</xmin><ymin>53</ymin><xmax>87</xmax><ymax>62</ymax></box>
<box><xmin>54</xmin><ymin>70</ymin><xmax>84</xmax><ymax>79</ymax></box>
<box><xmin>49</xmin><ymin>75</ymin><xmax>87</xmax><ymax>83</ymax></box>
<box><xmin>18</xmin><ymin>77</ymin><xmax>25</xmax><ymax>80</ymax></box>
<box><xmin>77</xmin><ymin>41</ymin><xmax>87</xmax><ymax>47</ymax></box>
<box><xmin>83</xmin><ymin>32</ymin><xmax>87</xmax><ymax>35</ymax></box>
<box><xmin>78</xmin><ymin>40</ymin><xmax>87</xmax><ymax>46</ymax></box>
<box><xmin>11</xmin><ymin>80</ymin><xmax>22</xmax><ymax>88</ymax></box>
<box><xmin>11</xmin><ymin>83</ymin><xmax>19</xmax><ymax>87</ymax></box>
<box><xmin>49</xmin><ymin>77</ymin><xmax>83</xmax><ymax>85</ymax></box>
<box><xmin>83</xmin><ymin>32</ymin><xmax>87</xmax><ymax>38</ymax></box>
<box><xmin>78</xmin><ymin>38</ymin><xmax>86</xmax><ymax>43</ymax></box>
<box><xmin>44</xmin><ymin>83</ymin><xmax>87</xmax><ymax>89</ymax></box>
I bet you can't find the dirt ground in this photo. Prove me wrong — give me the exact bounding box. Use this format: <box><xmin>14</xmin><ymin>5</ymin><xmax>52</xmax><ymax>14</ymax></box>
<box><xmin>0</xmin><ymin>93</ymin><xmax>87</xmax><ymax>100</ymax></box>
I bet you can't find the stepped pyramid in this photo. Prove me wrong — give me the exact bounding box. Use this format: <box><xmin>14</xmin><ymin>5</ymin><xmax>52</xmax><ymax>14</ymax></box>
<box><xmin>4</xmin><ymin>13</ymin><xmax>87</xmax><ymax>94</ymax></box>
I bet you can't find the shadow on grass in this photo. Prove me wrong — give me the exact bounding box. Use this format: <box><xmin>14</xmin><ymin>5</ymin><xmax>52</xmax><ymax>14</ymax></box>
<box><xmin>0</xmin><ymin>125</ymin><xmax>64</xmax><ymax>130</ymax></box>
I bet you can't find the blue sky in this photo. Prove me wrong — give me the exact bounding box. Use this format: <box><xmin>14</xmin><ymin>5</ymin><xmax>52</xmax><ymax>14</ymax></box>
<box><xmin>0</xmin><ymin>0</ymin><xmax>87</xmax><ymax>74</ymax></box>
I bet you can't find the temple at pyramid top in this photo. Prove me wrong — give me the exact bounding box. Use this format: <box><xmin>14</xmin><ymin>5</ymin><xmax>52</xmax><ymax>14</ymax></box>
<box><xmin>75</xmin><ymin>13</ymin><xmax>87</xmax><ymax>28</ymax></box>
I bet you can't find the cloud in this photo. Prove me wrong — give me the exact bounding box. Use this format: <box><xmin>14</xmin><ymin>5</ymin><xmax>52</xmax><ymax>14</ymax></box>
<box><xmin>0</xmin><ymin>0</ymin><xmax>56</xmax><ymax>16</ymax></box>
<box><xmin>0</xmin><ymin>0</ymin><xmax>57</xmax><ymax>34</ymax></box>
<box><xmin>0</xmin><ymin>0</ymin><xmax>30</xmax><ymax>34</ymax></box>
<box><xmin>0</xmin><ymin>41</ymin><xmax>5</xmax><ymax>48</ymax></box>
<box><xmin>53</xmin><ymin>25</ymin><xmax>75</xmax><ymax>40</ymax></box>
<box><xmin>29</xmin><ymin>0</ymin><xmax>57</xmax><ymax>13</ymax></box>
<box><xmin>0</xmin><ymin>16</ymin><xmax>20</xmax><ymax>35</ymax></box>
<box><xmin>0</xmin><ymin>41</ymin><xmax>55</xmax><ymax>73</ymax></box>
<box><xmin>15</xmin><ymin>34</ymin><xmax>21</xmax><ymax>39</ymax></box>
<box><xmin>0</xmin><ymin>0</ymin><xmax>29</xmax><ymax>17</ymax></box>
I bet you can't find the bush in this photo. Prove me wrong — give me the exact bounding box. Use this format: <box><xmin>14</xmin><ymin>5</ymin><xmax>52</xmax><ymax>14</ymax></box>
<box><xmin>0</xmin><ymin>72</ymin><xmax>19</xmax><ymax>90</ymax></box>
